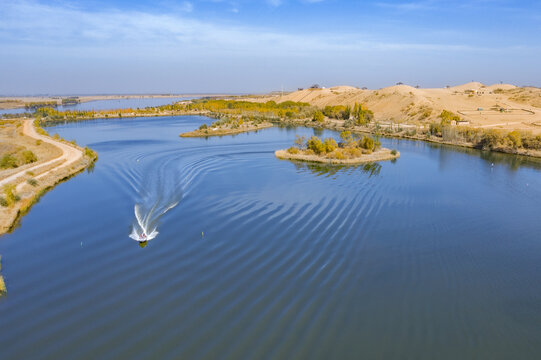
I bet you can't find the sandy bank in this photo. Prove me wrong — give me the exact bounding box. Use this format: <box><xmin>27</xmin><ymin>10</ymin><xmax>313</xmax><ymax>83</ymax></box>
<box><xmin>275</xmin><ymin>148</ymin><xmax>399</xmax><ymax>164</ymax></box>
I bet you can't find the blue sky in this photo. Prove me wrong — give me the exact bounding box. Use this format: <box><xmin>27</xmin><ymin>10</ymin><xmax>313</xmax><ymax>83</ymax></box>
<box><xmin>1</xmin><ymin>0</ymin><xmax>540</xmax><ymax>94</ymax></box>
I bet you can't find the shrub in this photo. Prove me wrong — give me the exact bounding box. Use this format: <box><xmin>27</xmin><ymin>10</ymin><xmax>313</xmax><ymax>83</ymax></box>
<box><xmin>353</xmin><ymin>103</ymin><xmax>374</xmax><ymax>125</ymax></box>
<box><xmin>84</xmin><ymin>146</ymin><xmax>96</xmax><ymax>158</ymax></box>
<box><xmin>391</xmin><ymin>149</ymin><xmax>397</xmax><ymax>155</ymax></box>
<box><xmin>36</xmin><ymin>140</ymin><xmax>42</xmax><ymax>145</ymax></box>
<box><xmin>340</xmin><ymin>131</ymin><xmax>353</xmax><ymax>145</ymax></box>
<box><xmin>0</xmin><ymin>154</ymin><xmax>17</xmax><ymax>169</ymax></box>
<box><xmin>360</xmin><ymin>136</ymin><xmax>375</xmax><ymax>151</ymax></box>
<box><xmin>429</xmin><ymin>123</ymin><xmax>442</xmax><ymax>136</ymax></box>
<box><xmin>439</xmin><ymin>110</ymin><xmax>461</xmax><ymax>125</ymax></box>
<box><xmin>506</xmin><ymin>131</ymin><xmax>522</xmax><ymax>149</ymax></box>
<box><xmin>313</xmin><ymin>111</ymin><xmax>324</xmax><ymax>123</ymax></box>
<box><xmin>306</xmin><ymin>136</ymin><xmax>326</xmax><ymax>155</ymax></box>
<box><xmin>27</xmin><ymin>178</ymin><xmax>38</xmax><ymax>186</ymax></box>
<box><xmin>479</xmin><ymin>130</ymin><xmax>503</xmax><ymax>150</ymax></box>
<box><xmin>344</xmin><ymin>147</ymin><xmax>362</xmax><ymax>157</ymax></box>
<box><xmin>21</xmin><ymin>150</ymin><xmax>37</xmax><ymax>164</ymax></box>
<box><xmin>323</xmin><ymin>137</ymin><xmax>337</xmax><ymax>153</ymax></box>
<box><xmin>522</xmin><ymin>134</ymin><xmax>541</xmax><ymax>150</ymax></box>
<box><xmin>0</xmin><ymin>197</ymin><xmax>7</xmax><ymax>207</ymax></box>
<box><xmin>199</xmin><ymin>124</ymin><xmax>208</xmax><ymax>130</ymax></box>
<box><xmin>287</xmin><ymin>146</ymin><xmax>299</xmax><ymax>154</ymax></box>
<box><xmin>3</xmin><ymin>184</ymin><xmax>19</xmax><ymax>207</ymax></box>
<box><xmin>329</xmin><ymin>149</ymin><xmax>344</xmax><ymax>159</ymax></box>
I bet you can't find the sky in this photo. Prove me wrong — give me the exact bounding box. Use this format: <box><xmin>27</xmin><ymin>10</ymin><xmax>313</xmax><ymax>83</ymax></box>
<box><xmin>1</xmin><ymin>0</ymin><xmax>540</xmax><ymax>95</ymax></box>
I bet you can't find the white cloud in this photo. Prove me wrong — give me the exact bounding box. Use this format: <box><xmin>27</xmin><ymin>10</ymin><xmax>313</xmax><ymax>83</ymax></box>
<box><xmin>0</xmin><ymin>0</ymin><xmax>489</xmax><ymax>56</ymax></box>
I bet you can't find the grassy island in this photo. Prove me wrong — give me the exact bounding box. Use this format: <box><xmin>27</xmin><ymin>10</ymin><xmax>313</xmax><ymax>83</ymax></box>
<box><xmin>276</xmin><ymin>131</ymin><xmax>399</xmax><ymax>164</ymax></box>
<box><xmin>180</xmin><ymin>119</ymin><xmax>273</xmax><ymax>137</ymax></box>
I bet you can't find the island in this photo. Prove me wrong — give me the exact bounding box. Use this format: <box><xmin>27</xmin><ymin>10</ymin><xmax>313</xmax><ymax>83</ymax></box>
<box><xmin>180</xmin><ymin>120</ymin><xmax>273</xmax><ymax>137</ymax></box>
<box><xmin>275</xmin><ymin>131</ymin><xmax>400</xmax><ymax>164</ymax></box>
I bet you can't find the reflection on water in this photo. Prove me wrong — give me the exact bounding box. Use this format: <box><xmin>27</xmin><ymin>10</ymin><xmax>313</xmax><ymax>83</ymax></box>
<box><xmin>425</xmin><ymin>141</ymin><xmax>541</xmax><ymax>172</ymax></box>
<box><xmin>293</xmin><ymin>161</ymin><xmax>382</xmax><ymax>178</ymax></box>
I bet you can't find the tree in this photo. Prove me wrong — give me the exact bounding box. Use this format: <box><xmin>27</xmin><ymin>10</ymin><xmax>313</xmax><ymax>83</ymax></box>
<box><xmin>507</xmin><ymin>131</ymin><xmax>522</xmax><ymax>149</ymax></box>
<box><xmin>313</xmin><ymin>111</ymin><xmax>324</xmax><ymax>123</ymax></box>
<box><xmin>340</xmin><ymin>131</ymin><xmax>353</xmax><ymax>145</ymax></box>
<box><xmin>360</xmin><ymin>136</ymin><xmax>375</xmax><ymax>151</ymax></box>
<box><xmin>294</xmin><ymin>135</ymin><xmax>306</xmax><ymax>148</ymax></box>
<box><xmin>343</xmin><ymin>106</ymin><xmax>351</xmax><ymax>120</ymax></box>
<box><xmin>323</xmin><ymin>138</ymin><xmax>337</xmax><ymax>153</ymax></box>
<box><xmin>306</xmin><ymin>136</ymin><xmax>326</xmax><ymax>154</ymax></box>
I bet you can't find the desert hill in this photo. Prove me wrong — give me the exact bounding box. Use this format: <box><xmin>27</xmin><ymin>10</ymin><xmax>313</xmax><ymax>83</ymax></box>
<box><xmin>260</xmin><ymin>83</ymin><xmax>541</xmax><ymax>134</ymax></box>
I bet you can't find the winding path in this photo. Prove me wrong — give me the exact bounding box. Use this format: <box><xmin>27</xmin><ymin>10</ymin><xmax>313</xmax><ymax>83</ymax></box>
<box><xmin>0</xmin><ymin>120</ymin><xmax>83</xmax><ymax>190</ymax></box>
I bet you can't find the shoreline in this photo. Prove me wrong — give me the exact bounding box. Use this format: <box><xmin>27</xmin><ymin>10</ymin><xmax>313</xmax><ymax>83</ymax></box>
<box><xmin>26</xmin><ymin>108</ymin><xmax>541</xmax><ymax>160</ymax></box>
<box><xmin>0</xmin><ymin>94</ymin><xmax>230</xmax><ymax>110</ymax></box>
<box><xmin>0</xmin><ymin>120</ymin><xmax>97</xmax><ymax>235</ymax></box>
<box><xmin>275</xmin><ymin>148</ymin><xmax>400</xmax><ymax>164</ymax></box>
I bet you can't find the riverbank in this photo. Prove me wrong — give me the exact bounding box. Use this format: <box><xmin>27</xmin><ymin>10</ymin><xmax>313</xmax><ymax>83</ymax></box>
<box><xmin>11</xmin><ymin>95</ymin><xmax>541</xmax><ymax>161</ymax></box>
<box><xmin>277</xmin><ymin>118</ymin><xmax>541</xmax><ymax>160</ymax></box>
<box><xmin>0</xmin><ymin>120</ymin><xmax>97</xmax><ymax>235</ymax></box>
<box><xmin>275</xmin><ymin>148</ymin><xmax>399</xmax><ymax>164</ymax></box>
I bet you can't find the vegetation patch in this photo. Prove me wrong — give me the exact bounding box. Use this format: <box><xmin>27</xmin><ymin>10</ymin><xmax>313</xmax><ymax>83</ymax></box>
<box><xmin>0</xmin><ymin>149</ymin><xmax>38</xmax><ymax>169</ymax></box>
<box><xmin>276</xmin><ymin>132</ymin><xmax>399</xmax><ymax>164</ymax></box>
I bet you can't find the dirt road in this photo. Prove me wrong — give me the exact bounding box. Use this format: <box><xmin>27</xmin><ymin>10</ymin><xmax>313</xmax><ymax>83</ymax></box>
<box><xmin>0</xmin><ymin>120</ymin><xmax>82</xmax><ymax>191</ymax></box>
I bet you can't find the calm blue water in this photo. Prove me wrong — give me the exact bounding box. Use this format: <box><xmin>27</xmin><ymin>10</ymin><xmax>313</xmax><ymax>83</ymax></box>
<box><xmin>0</xmin><ymin>97</ymin><xmax>192</xmax><ymax>115</ymax></box>
<box><xmin>1</xmin><ymin>116</ymin><xmax>541</xmax><ymax>359</ymax></box>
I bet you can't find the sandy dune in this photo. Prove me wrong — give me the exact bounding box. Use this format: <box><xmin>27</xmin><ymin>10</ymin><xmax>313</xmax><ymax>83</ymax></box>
<box><xmin>262</xmin><ymin>83</ymin><xmax>541</xmax><ymax>134</ymax></box>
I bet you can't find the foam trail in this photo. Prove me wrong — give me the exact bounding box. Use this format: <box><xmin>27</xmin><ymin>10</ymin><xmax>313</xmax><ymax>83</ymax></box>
<box><xmin>129</xmin><ymin>155</ymin><xmax>186</xmax><ymax>242</ymax></box>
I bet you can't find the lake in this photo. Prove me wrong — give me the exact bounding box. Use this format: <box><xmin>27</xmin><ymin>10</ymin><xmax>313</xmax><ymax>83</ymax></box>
<box><xmin>0</xmin><ymin>97</ymin><xmax>193</xmax><ymax>115</ymax></box>
<box><xmin>1</xmin><ymin>116</ymin><xmax>541</xmax><ymax>359</ymax></box>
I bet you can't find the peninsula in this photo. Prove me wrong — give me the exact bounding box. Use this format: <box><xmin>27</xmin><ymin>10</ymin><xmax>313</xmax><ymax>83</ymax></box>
<box><xmin>0</xmin><ymin>119</ymin><xmax>97</xmax><ymax>234</ymax></box>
